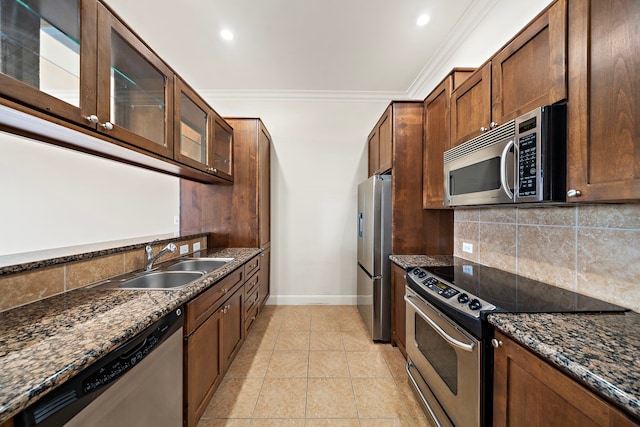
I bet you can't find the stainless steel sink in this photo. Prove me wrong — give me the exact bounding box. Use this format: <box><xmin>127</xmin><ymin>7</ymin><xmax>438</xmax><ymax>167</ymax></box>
<box><xmin>117</xmin><ymin>271</ymin><xmax>204</xmax><ymax>290</ymax></box>
<box><xmin>165</xmin><ymin>258</ymin><xmax>233</xmax><ymax>272</ymax></box>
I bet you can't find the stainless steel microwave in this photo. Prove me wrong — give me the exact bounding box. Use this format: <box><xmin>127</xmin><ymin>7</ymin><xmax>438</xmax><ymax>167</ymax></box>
<box><xmin>444</xmin><ymin>104</ymin><xmax>566</xmax><ymax>206</ymax></box>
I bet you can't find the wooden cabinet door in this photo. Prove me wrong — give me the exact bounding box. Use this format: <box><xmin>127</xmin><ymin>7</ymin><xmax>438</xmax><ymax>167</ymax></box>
<box><xmin>390</xmin><ymin>263</ymin><xmax>407</xmax><ymax>357</ymax></box>
<box><xmin>423</xmin><ymin>70</ymin><xmax>474</xmax><ymax>208</ymax></box>
<box><xmin>492</xmin><ymin>0</ymin><xmax>567</xmax><ymax>124</ymax></box>
<box><xmin>221</xmin><ymin>286</ymin><xmax>244</xmax><ymax>372</ymax></box>
<box><xmin>259</xmin><ymin>248</ymin><xmax>270</xmax><ymax>305</ymax></box>
<box><xmin>378</xmin><ymin>109</ymin><xmax>393</xmax><ymax>173</ymax></box>
<box><xmin>96</xmin><ymin>4</ymin><xmax>174</xmax><ymax>158</ymax></box>
<box><xmin>0</xmin><ymin>0</ymin><xmax>98</xmax><ymax>128</ymax></box>
<box><xmin>368</xmin><ymin>105</ymin><xmax>392</xmax><ymax>176</ymax></box>
<box><xmin>174</xmin><ymin>77</ymin><xmax>212</xmax><ymax>172</ymax></box>
<box><xmin>368</xmin><ymin>127</ymin><xmax>379</xmax><ymax>177</ymax></box>
<box><xmin>566</xmin><ymin>0</ymin><xmax>640</xmax><ymax>202</ymax></box>
<box><xmin>258</xmin><ymin>123</ymin><xmax>271</xmax><ymax>247</ymax></box>
<box><xmin>493</xmin><ymin>331</ymin><xmax>638</xmax><ymax>427</ymax></box>
<box><xmin>423</xmin><ymin>76</ymin><xmax>452</xmax><ymax>209</ymax></box>
<box><xmin>450</xmin><ymin>63</ymin><xmax>492</xmax><ymax>146</ymax></box>
<box><xmin>184</xmin><ymin>309</ymin><xmax>222</xmax><ymax>427</ymax></box>
<box><xmin>211</xmin><ymin>113</ymin><xmax>233</xmax><ymax>180</ymax></box>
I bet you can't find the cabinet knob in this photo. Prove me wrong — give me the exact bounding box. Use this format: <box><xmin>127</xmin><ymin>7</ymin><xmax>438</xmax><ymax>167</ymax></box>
<box><xmin>85</xmin><ymin>115</ymin><xmax>99</xmax><ymax>124</ymax></box>
<box><xmin>480</xmin><ymin>127</ymin><xmax>489</xmax><ymax>133</ymax></box>
<box><xmin>207</xmin><ymin>167</ymin><xmax>218</xmax><ymax>174</ymax></box>
<box><xmin>490</xmin><ymin>121</ymin><xmax>499</xmax><ymax>129</ymax></box>
<box><xmin>100</xmin><ymin>121</ymin><xmax>114</xmax><ymax>131</ymax></box>
<box><xmin>491</xmin><ymin>338</ymin><xmax>502</xmax><ymax>348</ymax></box>
<box><xmin>567</xmin><ymin>189</ymin><xmax>582</xmax><ymax>198</ymax></box>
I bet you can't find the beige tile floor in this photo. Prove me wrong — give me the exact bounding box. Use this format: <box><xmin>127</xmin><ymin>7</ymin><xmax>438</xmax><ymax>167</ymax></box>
<box><xmin>197</xmin><ymin>305</ymin><xmax>433</xmax><ymax>427</ymax></box>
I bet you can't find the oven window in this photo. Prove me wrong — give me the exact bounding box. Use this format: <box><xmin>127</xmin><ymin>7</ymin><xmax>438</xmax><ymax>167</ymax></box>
<box><xmin>415</xmin><ymin>313</ymin><xmax>458</xmax><ymax>394</ymax></box>
<box><xmin>449</xmin><ymin>157</ymin><xmax>501</xmax><ymax>195</ymax></box>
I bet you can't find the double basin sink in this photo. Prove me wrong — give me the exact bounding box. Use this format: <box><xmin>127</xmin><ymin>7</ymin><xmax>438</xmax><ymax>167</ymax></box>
<box><xmin>92</xmin><ymin>258</ymin><xmax>234</xmax><ymax>290</ymax></box>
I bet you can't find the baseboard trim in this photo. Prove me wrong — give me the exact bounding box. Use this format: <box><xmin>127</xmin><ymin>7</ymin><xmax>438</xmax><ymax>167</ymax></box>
<box><xmin>265</xmin><ymin>295</ymin><xmax>357</xmax><ymax>305</ymax></box>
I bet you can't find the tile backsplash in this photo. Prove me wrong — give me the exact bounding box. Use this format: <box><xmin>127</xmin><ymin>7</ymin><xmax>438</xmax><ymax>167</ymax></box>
<box><xmin>454</xmin><ymin>204</ymin><xmax>640</xmax><ymax>312</ymax></box>
<box><xmin>0</xmin><ymin>236</ymin><xmax>207</xmax><ymax>313</ymax></box>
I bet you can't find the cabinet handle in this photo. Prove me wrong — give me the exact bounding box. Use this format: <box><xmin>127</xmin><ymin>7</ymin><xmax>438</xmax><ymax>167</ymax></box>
<box><xmin>491</xmin><ymin>338</ymin><xmax>502</xmax><ymax>348</ymax></box>
<box><xmin>480</xmin><ymin>126</ymin><xmax>489</xmax><ymax>133</ymax></box>
<box><xmin>85</xmin><ymin>115</ymin><xmax>99</xmax><ymax>124</ymax></box>
<box><xmin>490</xmin><ymin>121</ymin><xmax>499</xmax><ymax>129</ymax></box>
<box><xmin>100</xmin><ymin>121</ymin><xmax>114</xmax><ymax>131</ymax></box>
<box><xmin>222</xmin><ymin>288</ymin><xmax>228</xmax><ymax>294</ymax></box>
<box><xmin>250</xmin><ymin>316</ymin><xmax>256</xmax><ymax>321</ymax></box>
<box><xmin>567</xmin><ymin>189</ymin><xmax>582</xmax><ymax>198</ymax></box>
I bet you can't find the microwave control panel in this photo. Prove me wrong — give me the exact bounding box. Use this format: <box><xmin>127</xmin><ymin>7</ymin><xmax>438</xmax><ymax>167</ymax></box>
<box><xmin>518</xmin><ymin>132</ymin><xmax>538</xmax><ymax>197</ymax></box>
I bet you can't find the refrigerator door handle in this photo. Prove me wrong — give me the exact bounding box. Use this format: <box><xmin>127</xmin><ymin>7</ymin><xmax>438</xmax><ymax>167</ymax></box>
<box><xmin>358</xmin><ymin>212</ymin><xmax>363</xmax><ymax>237</ymax></box>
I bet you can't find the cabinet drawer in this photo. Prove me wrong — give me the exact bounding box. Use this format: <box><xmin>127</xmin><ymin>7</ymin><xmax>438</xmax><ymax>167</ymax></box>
<box><xmin>185</xmin><ymin>267</ymin><xmax>244</xmax><ymax>334</ymax></box>
<box><xmin>244</xmin><ymin>255</ymin><xmax>260</xmax><ymax>278</ymax></box>
<box><xmin>244</xmin><ymin>285</ymin><xmax>260</xmax><ymax>316</ymax></box>
<box><xmin>244</xmin><ymin>270</ymin><xmax>260</xmax><ymax>298</ymax></box>
<box><xmin>244</xmin><ymin>301</ymin><xmax>260</xmax><ymax>333</ymax></box>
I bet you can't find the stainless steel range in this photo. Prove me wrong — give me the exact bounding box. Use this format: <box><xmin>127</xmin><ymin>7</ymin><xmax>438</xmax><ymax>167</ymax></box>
<box><xmin>404</xmin><ymin>260</ymin><xmax>627</xmax><ymax>427</ymax></box>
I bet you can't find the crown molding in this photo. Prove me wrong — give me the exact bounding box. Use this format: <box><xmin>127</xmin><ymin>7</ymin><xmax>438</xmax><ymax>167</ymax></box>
<box><xmin>197</xmin><ymin>89</ymin><xmax>412</xmax><ymax>103</ymax></box>
<box><xmin>406</xmin><ymin>0</ymin><xmax>498</xmax><ymax>99</ymax></box>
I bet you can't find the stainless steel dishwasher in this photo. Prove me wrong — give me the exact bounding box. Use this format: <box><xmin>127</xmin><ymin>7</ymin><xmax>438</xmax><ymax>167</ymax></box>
<box><xmin>16</xmin><ymin>307</ymin><xmax>184</xmax><ymax>427</ymax></box>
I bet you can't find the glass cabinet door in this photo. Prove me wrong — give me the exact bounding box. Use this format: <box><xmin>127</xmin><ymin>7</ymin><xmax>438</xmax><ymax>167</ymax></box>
<box><xmin>96</xmin><ymin>3</ymin><xmax>173</xmax><ymax>158</ymax></box>
<box><xmin>174</xmin><ymin>77</ymin><xmax>210</xmax><ymax>171</ymax></box>
<box><xmin>0</xmin><ymin>0</ymin><xmax>97</xmax><ymax>126</ymax></box>
<box><xmin>212</xmin><ymin>114</ymin><xmax>233</xmax><ymax>179</ymax></box>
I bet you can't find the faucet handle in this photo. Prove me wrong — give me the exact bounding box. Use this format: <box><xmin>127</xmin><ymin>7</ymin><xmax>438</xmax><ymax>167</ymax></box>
<box><xmin>167</xmin><ymin>243</ymin><xmax>178</xmax><ymax>252</ymax></box>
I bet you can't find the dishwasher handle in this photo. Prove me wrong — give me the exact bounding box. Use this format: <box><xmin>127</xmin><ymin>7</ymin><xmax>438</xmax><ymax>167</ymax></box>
<box><xmin>15</xmin><ymin>307</ymin><xmax>184</xmax><ymax>427</ymax></box>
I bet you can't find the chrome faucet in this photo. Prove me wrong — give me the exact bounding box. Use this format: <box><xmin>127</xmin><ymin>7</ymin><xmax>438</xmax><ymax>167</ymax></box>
<box><xmin>145</xmin><ymin>241</ymin><xmax>177</xmax><ymax>271</ymax></box>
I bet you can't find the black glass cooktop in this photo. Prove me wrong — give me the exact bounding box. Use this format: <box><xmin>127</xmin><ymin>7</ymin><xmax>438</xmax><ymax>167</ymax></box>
<box><xmin>423</xmin><ymin>262</ymin><xmax>627</xmax><ymax>314</ymax></box>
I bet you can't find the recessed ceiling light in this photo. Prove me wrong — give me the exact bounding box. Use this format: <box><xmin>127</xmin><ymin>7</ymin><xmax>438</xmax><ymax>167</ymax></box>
<box><xmin>417</xmin><ymin>14</ymin><xmax>430</xmax><ymax>26</ymax></box>
<box><xmin>220</xmin><ymin>29</ymin><xmax>234</xmax><ymax>41</ymax></box>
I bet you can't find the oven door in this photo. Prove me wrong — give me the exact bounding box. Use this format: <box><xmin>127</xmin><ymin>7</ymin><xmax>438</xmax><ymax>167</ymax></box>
<box><xmin>405</xmin><ymin>288</ymin><xmax>481</xmax><ymax>427</ymax></box>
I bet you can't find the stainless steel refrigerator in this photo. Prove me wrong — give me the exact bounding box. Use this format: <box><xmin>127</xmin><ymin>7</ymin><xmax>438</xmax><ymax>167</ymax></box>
<box><xmin>356</xmin><ymin>174</ymin><xmax>392</xmax><ymax>342</ymax></box>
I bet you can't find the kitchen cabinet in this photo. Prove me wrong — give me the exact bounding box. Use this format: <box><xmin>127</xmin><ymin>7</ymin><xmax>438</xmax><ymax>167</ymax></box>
<box><xmin>368</xmin><ymin>107</ymin><xmax>392</xmax><ymax>176</ymax></box>
<box><xmin>258</xmin><ymin>248</ymin><xmax>270</xmax><ymax>306</ymax></box>
<box><xmin>174</xmin><ymin>77</ymin><xmax>211</xmax><ymax>171</ymax></box>
<box><xmin>493</xmin><ymin>331</ymin><xmax>639</xmax><ymax>427</ymax></box>
<box><xmin>212</xmin><ymin>113</ymin><xmax>233</xmax><ymax>180</ymax></box>
<box><xmin>390</xmin><ymin>262</ymin><xmax>407</xmax><ymax>357</ymax></box>
<box><xmin>220</xmin><ymin>284</ymin><xmax>243</xmax><ymax>371</ymax></box>
<box><xmin>422</xmin><ymin>69</ymin><xmax>474</xmax><ymax>208</ymax></box>
<box><xmin>174</xmin><ymin>78</ymin><xmax>234</xmax><ymax>181</ymax></box>
<box><xmin>183</xmin><ymin>267</ymin><xmax>244</xmax><ymax>427</ymax></box>
<box><xmin>566</xmin><ymin>0</ymin><xmax>640</xmax><ymax>202</ymax></box>
<box><xmin>450</xmin><ymin>0</ymin><xmax>567</xmax><ymax>146</ymax></box>
<box><xmin>219</xmin><ymin>118</ymin><xmax>271</xmax><ymax>248</ymax></box>
<box><xmin>209</xmin><ymin>118</ymin><xmax>271</xmax><ymax>308</ymax></box>
<box><xmin>371</xmin><ymin>102</ymin><xmax>454</xmax><ymax>255</ymax></box>
<box><xmin>0</xmin><ymin>0</ymin><xmax>234</xmax><ymax>184</ymax></box>
<box><xmin>0</xmin><ymin>0</ymin><xmax>97</xmax><ymax>128</ymax></box>
<box><xmin>96</xmin><ymin>3</ymin><xmax>174</xmax><ymax>156</ymax></box>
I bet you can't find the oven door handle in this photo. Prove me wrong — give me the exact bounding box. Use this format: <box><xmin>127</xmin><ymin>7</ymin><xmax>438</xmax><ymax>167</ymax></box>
<box><xmin>405</xmin><ymin>294</ymin><xmax>476</xmax><ymax>352</ymax></box>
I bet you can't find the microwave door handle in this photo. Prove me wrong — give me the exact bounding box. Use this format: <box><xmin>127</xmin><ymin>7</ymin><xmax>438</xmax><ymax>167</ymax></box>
<box><xmin>500</xmin><ymin>139</ymin><xmax>515</xmax><ymax>200</ymax></box>
<box><xmin>405</xmin><ymin>295</ymin><xmax>475</xmax><ymax>352</ymax></box>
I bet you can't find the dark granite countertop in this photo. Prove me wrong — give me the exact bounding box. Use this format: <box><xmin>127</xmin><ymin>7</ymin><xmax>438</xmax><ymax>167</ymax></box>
<box><xmin>489</xmin><ymin>312</ymin><xmax>640</xmax><ymax>420</ymax></box>
<box><xmin>0</xmin><ymin>247</ymin><xmax>261</xmax><ymax>424</ymax></box>
<box><xmin>389</xmin><ymin>254</ymin><xmax>453</xmax><ymax>269</ymax></box>
<box><xmin>392</xmin><ymin>254</ymin><xmax>640</xmax><ymax>421</ymax></box>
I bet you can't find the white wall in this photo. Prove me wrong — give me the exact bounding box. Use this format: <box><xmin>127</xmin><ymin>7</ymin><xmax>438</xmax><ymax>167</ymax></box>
<box><xmin>0</xmin><ymin>131</ymin><xmax>179</xmax><ymax>267</ymax></box>
<box><xmin>205</xmin><ymin>0</ymin><xmax>554</xmax><ymax>304</ymax></box>
<box><xmin>208</xmin><ymin>98</ymin><xmax>387</xmax><ymax>304</ymax></box>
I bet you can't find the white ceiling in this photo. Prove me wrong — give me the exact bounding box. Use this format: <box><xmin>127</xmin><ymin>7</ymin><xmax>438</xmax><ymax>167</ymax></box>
<box><xmin>103</xmin><ymin>0</ymin><xmax>491</xmax><ymax>96</ymax></box>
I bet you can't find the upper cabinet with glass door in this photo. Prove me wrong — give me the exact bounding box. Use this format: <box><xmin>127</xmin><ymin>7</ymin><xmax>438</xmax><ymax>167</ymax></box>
<box><xmin>212</xmin><ymin>113</ymin><xmax>233</xmax><ymax>180</ymax></box>
<box><xmin>174</xmin><ymin>77</ymin><xmax>210</xmax><ymax>171</ymax></box>
<box><xmin>96</xmin><ymin>3</ymin><xmax>174</xmax><ymax>158</ymax></box>
<box><xmin>0</xmin><ymin>0</ymin><xmax>97</xmax><ymax>126</ymax></box>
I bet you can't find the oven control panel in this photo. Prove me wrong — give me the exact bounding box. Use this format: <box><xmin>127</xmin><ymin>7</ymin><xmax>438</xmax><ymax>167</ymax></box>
<box><xmin>407</xmin><ymin>267</ymin><xmax>496</xmax><ymax>318</ymax></box>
